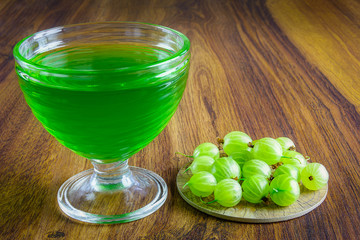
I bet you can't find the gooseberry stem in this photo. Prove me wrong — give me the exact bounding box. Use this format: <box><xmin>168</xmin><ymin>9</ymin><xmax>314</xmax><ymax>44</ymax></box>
<box><xmin>272</xmin><ymin>188</ymin><xmax>285</xmax><ymax>193</ymax></box>
<box><xmin>183</xmin><ymin>182</ymin><xmax>189</xmax><ymax>189</ymax></box>
<box><xmin>175</xmin><ymin>152</ymin><xmax>193</xmax><ymax>158</ymax></box>
<box><xmin>200</xmin><ymin>198</ymin><xmax>218</xmax><ymax>204</ymax></box>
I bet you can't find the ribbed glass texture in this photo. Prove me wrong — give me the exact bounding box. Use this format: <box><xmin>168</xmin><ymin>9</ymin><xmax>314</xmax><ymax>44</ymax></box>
<box><xmin>14</xmin><ymin>22</ymin><xmax>190</xmax><ymax>163</ymax></box>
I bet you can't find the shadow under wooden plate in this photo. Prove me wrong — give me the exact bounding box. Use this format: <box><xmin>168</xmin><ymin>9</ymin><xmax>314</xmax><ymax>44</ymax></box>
<box><xmin>176</xmin><ymin>162</ymin><xmax>327</xmax><ymax>223</ymax></box>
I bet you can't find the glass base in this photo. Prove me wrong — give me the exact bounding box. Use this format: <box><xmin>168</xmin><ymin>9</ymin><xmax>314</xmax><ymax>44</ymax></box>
<box><xmin>57</xmin><ymin>164</ymin><xmax>167</xmax><ymax>224</ymax></box>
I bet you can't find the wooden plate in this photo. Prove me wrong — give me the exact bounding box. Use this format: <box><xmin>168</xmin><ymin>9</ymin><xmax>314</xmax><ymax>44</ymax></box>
<box><xmin>176</xmin><ymin>162</ymin><xmax>328</xmax><ymax>223</ymax></box>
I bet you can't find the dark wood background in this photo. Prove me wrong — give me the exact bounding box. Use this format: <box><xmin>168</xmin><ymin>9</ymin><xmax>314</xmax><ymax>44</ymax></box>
<box><xmin>1</xmin><ymin>0</ymin><xmax>359</xmax><ymax>239</ymax></box>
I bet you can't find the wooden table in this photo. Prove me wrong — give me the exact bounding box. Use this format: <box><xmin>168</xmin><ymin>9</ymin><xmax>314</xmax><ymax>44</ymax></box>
<box><xmin>1</xmin><ymin>0</ymin><xmax>359</xmax><ymax>239</ymax></box>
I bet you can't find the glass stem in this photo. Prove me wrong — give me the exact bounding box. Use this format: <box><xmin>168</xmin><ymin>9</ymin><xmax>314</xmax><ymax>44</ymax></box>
<box><xmin>90</xmin><ymin>159</ymin><xmax>133</xmax><ymax>191</ymax></box>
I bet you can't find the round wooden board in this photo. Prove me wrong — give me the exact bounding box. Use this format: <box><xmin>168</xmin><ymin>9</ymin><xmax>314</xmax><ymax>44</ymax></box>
<box><xmin>176</xmin><ymin>162</ymin><xmax>328</xmax><ymax>223</ymax></box>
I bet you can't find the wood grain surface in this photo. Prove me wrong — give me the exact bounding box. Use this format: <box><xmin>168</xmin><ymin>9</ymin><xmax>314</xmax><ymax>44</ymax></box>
<box><xmin>0</xmin><ymin>0</ymin><xmax>359</xmax><ymax>239</ymax></box>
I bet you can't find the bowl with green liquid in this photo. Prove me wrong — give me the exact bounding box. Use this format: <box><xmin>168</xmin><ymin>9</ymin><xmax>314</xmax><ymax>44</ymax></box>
<box><xmin>13</xmin><ymin>22</ymin><xmax>190</xmax><ymax>224</ymax></box>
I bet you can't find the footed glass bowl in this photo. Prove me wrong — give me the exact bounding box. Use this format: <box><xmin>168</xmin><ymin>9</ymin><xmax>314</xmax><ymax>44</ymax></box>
<box><xmin>13</xmin><ymin>22</ymin><xmax>190</xmax><ymax>224</ymax></box>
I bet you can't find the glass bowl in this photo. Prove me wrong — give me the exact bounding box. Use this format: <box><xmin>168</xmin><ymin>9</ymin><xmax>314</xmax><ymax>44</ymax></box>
<box><xmin>13</xmin><ymin>22</ymin><xmax>190</xmax><ymax>224</ymax></box>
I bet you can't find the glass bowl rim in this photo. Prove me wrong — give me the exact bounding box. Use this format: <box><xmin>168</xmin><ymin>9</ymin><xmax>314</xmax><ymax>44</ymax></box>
<box><xmin>13</xmin><ymin>21</ymin><xmax>190</xmax><ymax>75</ymax></box>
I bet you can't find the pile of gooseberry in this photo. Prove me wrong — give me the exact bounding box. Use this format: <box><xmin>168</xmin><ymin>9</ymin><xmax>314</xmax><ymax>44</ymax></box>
<box><xmin>180</xmin><ymin>131</ymin><xmax>329</xmax><ymax>207</ymax></box>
